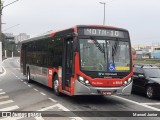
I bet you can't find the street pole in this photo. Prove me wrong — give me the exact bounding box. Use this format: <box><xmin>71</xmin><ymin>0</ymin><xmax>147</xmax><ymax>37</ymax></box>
<box><xmin>12</xmin><ymin>44</ymin><xmax>13</xmax><ymax>58</ymax></box>
<box><xmin>99</xmin><ymin>2</ymin><xmax>106</xmax><ymax>25</ymax></box>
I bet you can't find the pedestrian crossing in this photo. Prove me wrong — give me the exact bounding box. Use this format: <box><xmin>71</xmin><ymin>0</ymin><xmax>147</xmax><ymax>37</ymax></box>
<box><xmin>0</xmin><ymin>89</ymin><xmax>82</xmax><ymax>120</ymax></box>
<box><xmin>0</xmin><ymin>89</ymin><xmax>19</xmax><ymax>112</ymax></box>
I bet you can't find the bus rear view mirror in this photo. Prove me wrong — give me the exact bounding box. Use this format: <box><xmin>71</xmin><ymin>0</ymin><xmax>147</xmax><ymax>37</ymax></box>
<box><xmin>138</xmin><ymin>74</ymin><xmax>144</xmax><ymax>78</ymax></box>
<box><xmin>73</xmin><ymin>32</ymin><xmax>78</xmax><ymax>52</ymax></box>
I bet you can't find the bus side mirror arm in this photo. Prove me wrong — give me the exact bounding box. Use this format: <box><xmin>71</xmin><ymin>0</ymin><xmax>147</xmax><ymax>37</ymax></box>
<box><xmin>73</xmin><ymin>32</ymin><xmax>78</xmax><ymax>52</ymax></box>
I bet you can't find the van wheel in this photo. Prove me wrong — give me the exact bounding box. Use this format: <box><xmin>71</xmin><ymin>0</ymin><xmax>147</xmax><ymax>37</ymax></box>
<box><xmin>53</xmin><ymin>75</ymin><xmax>60</xmax><ymax>96</ymax></box>
<box><xmin>27</xmin><ymin>68</ymin><xmax>32</xmax><ymax>83</ymax></box>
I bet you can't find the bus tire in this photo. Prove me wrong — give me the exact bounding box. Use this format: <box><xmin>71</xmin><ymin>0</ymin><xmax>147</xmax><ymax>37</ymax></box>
<box><xmin>53</xmin><ymin>75</ymin><xmax>60</xmax><ymax>96</ymax></box>
<box><xmin>27</xmin><ymin>68</ymin><xmax>32</xmax><ymax>83</ymax></box>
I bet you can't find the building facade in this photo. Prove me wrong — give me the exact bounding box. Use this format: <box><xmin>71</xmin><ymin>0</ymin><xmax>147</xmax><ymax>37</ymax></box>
<box><xmin>15</xmin><ymin>33</ymin><xmax>30</xmax><ymax>43</ymax></box>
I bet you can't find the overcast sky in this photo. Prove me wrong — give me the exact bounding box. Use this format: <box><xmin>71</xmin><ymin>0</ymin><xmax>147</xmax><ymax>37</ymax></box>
<box><xmin>2</xmin><ymin>0</ymin><xmax>160</xmax><ymax>45</ymax></box>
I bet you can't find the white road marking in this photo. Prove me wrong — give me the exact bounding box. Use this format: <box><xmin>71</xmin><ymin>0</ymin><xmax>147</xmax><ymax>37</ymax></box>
<box><xmin>34</xmin><ymin>117</ymin><xmax>44</xmax><ymax>120</ymax></box>
<box><xmin>0</xmin><ymin>89</ymin><xmax>2</xmax><ymax>91</ymax></box>
<box><xmin>0</xmin><ymin>105</ymin><xmax>19</xmax><ymax>111</ymax></box>
<box><xmin>28</xmin><ymin>85</ymin><xmax>32</xmax><ymax>87</ymax></box>
<box><xmin>141</xmin><ymin>103</ymin><xmax>160</xmax><ymax>105</ymax></box>
<box><xmin>17</xmin><ymin>78</ymin><xmax>20</xmax><ymax>80</ymax></box>
<box><xmin>0</xmin><ymin>117</ymin><xmax>23</xmax><ymax>120</ymax></box>
<box><xmin>48</xmin><ymin>98</ymin><xmax>57</xmax><ymax>102</ymax></box>
<box><xmin>0</xmin><ymin>92</ymin><xmax>6</xmax><ymax>95</ymax></box>
<box><xmin>24</xmin><ymin>82</ymin><xmax>27</xmax><ymax>84</ymax></box>
<box><xmin>40</xmin><ymin>92</ymin><xmax>46</xmax><ymax>96</ymax></box>
<box><xmin>0</xmin><ymin>59</ymin><xmax>8</xmax><ymax>77</ymax></box>
<box><xmin>0</xmin><ymin>96</ymin><xmax>9</xmax><ymax>99</ymax></box>
<box><xmin>34</xmin><ymin>88</ymin><xmax>39</xmax><ymax>91</ymax></box>
<box><xmin>38</xmin><ymin>104</ymin><xmax>83</xmax><ymax>120</ymax></box>
<box><xmin>17</xmin><ymin>59</ymin><xmax>20</xmax><ymax>64</ymax></box>
<box><xmin>113</xmin><ymin>95</ymin><xmax>160</xmax><ymax>111</ymax></box>
<box><xmin>38</xmin><ymin>103</ymin><xmax>69</xmax><ymax>111</ymax></box>
<box><xmin>0</xmin><ymin>100</ymin><xmax>13</xmax><ymax>105</ymax></box>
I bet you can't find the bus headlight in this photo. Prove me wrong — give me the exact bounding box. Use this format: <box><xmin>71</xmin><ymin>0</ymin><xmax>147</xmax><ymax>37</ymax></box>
<box><xmin>124</xmin><ymin>81</ymin><xmax>127</xmax><ymax>85</ymax></box>
<box><xmin>123</xmin><ymin>77</ymin><xmax>132</xmax><ymax>86</ymax></box>
<box><xmin>79</xmin><ymin>76</ymin><xmax>84</xmax><ymax>82</ymax></box>
<box><xmin>128</xmin><ymin>77</ymin><xmax>132</xmax><ymax>83</ymax></box>
<box><xmin>78</xmin><ymin>75</ymin><xmax>91</xmax><ymax>86</ymax></box>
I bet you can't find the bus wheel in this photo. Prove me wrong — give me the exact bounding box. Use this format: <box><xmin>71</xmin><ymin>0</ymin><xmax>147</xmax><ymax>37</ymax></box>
<box><xmin>53</xmin><ymin>75</ymin><xmax>60</xmax><ymax>96</ymax></box>
<box><xmin>27</xmin><ymin>68</ymin><xmax>32</xmax><ymax>83</ymax></box>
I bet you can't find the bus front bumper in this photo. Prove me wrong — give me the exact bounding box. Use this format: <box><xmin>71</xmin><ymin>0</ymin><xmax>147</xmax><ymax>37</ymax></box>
<box><xmin>74</xmin><ymin>80</ymin><xmax>133</xmax><ymax>96</ymax></box>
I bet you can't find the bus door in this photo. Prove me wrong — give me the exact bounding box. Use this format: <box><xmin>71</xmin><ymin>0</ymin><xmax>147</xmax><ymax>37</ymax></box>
<box><xmin>62</xmin><ymin>39</ymin><xmax>73</xmax><ymax>91</ymax></box>
<box><xmin>22</xmin><ymin>45</ymin><xmax>27</xmax><ymax>75</ymax></box>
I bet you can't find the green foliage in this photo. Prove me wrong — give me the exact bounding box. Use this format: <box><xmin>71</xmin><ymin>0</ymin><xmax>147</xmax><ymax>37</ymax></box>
<box><xmin>134</xmin><ymin>59</ymin><xmax>160</xmax><ymax>67</ymax></box>
<box><xmin>2</xmin><ymin>33</ymin><xmax>20</xmax><ymax>58</ymax></box>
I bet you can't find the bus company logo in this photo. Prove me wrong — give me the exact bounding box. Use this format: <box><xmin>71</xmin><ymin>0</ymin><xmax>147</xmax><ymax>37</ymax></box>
<box><xmin>98</xmin><ymin>73</ymin><xmax>104</xmax><ymax>76</ymax></box>
<box><xmin>92</xmin><ymin>82</ymin><xmax>103</xmax><ymax>85</ymax></box>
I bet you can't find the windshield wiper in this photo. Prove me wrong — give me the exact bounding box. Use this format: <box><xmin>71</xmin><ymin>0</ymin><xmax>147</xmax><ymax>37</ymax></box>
<box><xmin>91</xmin><ymin>37</ymin><xmax>105</xmax><ymax>53</ymax></box>
<box><xmin>112</xmin><ymin>40</ymin><xmax>119</xmax><ymax>64</ymax></box>
<box><xmin>91</xmin><ymin>37</ymin><xmax>106</xmax><ymax>63</ymax></box>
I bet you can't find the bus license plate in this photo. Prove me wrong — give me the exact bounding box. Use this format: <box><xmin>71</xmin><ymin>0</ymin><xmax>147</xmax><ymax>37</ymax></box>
<box><xmin>102</xmin><ymin>91</ymin><xmax>112</xmax><ymax>95</ymax></box>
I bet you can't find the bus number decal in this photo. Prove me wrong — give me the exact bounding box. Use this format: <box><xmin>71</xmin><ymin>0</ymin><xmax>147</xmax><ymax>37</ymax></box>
<box><xmin>49</xmin><ymin>70</ymin><xmax>52</xmax><ymax>75</ymax></box>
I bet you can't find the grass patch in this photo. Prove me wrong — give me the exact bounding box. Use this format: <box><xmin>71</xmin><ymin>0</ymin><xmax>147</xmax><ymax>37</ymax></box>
<box><xmin>134</xmin><ymin>59</ymin><xmax>160</xmax><ymax>67</ymax></box>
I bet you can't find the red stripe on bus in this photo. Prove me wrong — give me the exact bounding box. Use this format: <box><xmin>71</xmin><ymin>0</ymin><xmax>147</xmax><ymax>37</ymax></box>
<box><xmin>88</xmin><ymin>24</ymin><xmax>117</xmax><ymax>29</ymax></box>
<box><xmin>50</xmin><ymin>33</ymin><xmax>55</xmax><ymax>37</ymax></box>
<box><xmin>74</xmin><ymin>26</ymin><xmax>77</xmax><ymax>32</ymax></box>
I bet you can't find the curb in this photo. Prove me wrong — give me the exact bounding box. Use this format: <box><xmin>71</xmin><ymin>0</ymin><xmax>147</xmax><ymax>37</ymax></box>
<box><xmin>0</xmin><ymin>58</ymin><xmax>13</xmax><ymax>77</ymax></box>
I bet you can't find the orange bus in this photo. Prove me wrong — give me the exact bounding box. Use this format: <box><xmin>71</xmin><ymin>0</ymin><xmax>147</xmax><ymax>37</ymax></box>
<box><xmin>20</xmin><ymin>25</ymin><xmax>133</xmax><ymax>96</ymax></box>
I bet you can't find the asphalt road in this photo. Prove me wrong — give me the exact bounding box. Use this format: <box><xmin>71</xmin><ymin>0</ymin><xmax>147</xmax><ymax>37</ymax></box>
<box><xmin>0</xmin><ymin>57</ymin><xmax>160</xmax><ymax>120</ymax></box>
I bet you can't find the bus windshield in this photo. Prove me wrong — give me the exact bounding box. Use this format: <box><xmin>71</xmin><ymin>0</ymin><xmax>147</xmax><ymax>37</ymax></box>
<box><xmin>79</xmin><ymin>39</ymin><xmax>131</xmax><ymax>72</ymax></box>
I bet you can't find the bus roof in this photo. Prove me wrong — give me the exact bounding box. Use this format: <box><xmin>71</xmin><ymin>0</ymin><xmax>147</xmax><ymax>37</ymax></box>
<box><xmin>21</xmin><ymin>25</ymin><xmax>128</xmax><ymax>44</ymax></box>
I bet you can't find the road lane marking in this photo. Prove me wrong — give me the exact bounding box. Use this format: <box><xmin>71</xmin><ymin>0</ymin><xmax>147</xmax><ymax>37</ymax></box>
<box><xmin>34</xmin><ymin>88</ymin><xmax>39</xmax><ymax>92</ymax></box>
<box><xmin>34</xmin><ymin>117</ymin><xmax>44</xmax><ymax>120</ymax></box>
<box><xmin>0</xmin><ymin>61</ymin><xmax>6</xmax><ymax>77</ymax></box>
<box><xmin>0</xmin><ymin>100</ymin><xmax>13</xmax><ymax>105</ymax></box>
<box><xmin>0</xmin><ymin>105</ymin><xmax>19</xmax><ymax>111</ymax></box>
<box><xmin>28</xmin><ymin>85</ymin><xmax>32</xmax><ymax>87</ymax></box>
<box><xmin>0</xmin><ymin>92</ymin><xmax>6</xmax><ymax>95</ymax></box>
<box><xmin>40</xmin><ymin>92</ymin><xmax>46</xmax><ymax>96</ymax></box>
<box><xmin>0</xmin><ymin>96</ymin><xmax>9</xmax><ymax>100</ymax></box>
<box><xmin>0</xmin><ymin>58</ymin><xmax>13</xmax><ymax>77</ymax></box>
<box><xmin>141</xmin><ymin>103</ymin><xmax>160</xmax><ymax>105</ymax></box>
<box><xmin>113</xmin><ymin>95</ymin><xmax>160</xmax><ymax>111</ymax></box>
<box><xmin>24</xmin><ymin>82</ymin><xmax>27</xmax><ymax>84</ymax></box>
<box><xmin>0</xmin><ymin>89</ymin><xmax>2</xmax><ymax>91</ymax></box>
<box><xmin>37</xmin><ymin>104</ymin><xmax>83</xmax><ymax>120</ymax></box>
<box><xmin>48</xmin><ymin>98</ymin><xmax>57</xmax><ymax>102</ymax></box>
<box><xmin>38</xmin><ymin>103</ymin><xmax>69</xmax><ymax>111</ymax></box>
<box><xmin>0</xmin><ymin>117</ymin><xmax>23</xmax><ymax>120</ymax></box>
<box><xmin>17</xmin><ymin>59</ymin><xmax>20</xmax><ymax>64</ymax></box>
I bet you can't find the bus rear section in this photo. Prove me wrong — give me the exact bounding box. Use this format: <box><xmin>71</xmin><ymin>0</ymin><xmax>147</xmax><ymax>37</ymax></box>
<box><xmin>20</xmin><ymin>25</ymin><xmax>133</xmax><ymax>96</ymax></box>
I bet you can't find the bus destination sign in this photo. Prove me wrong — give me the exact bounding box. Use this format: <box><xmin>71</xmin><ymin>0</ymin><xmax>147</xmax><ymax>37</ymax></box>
<box><xmin>81</xmin><ymin>28</ymin><xmax>128</xmax><ymax>38</ymax></box>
